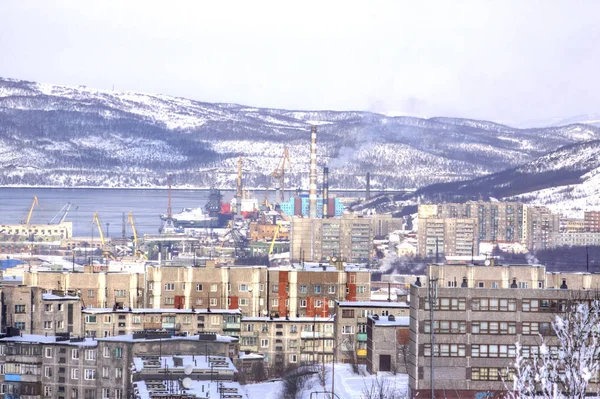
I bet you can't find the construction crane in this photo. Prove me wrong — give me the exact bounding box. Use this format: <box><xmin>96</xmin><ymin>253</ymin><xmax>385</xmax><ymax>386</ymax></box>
<box><xmin>49</xmin><ymin>202</ymin><xmax>74</xmax><ymax>224</ymax></box>
<box><xmin>127</xmin><ymin>211</ymin><xmax>138</xmax><ymax>250</ymax></box>
<box><xmin>92</xmin><ymin>212</ymin><xmax>106</xmax><ymax>247</ymax></box>
<box><xmin>268</xmin><ymin>223</ymin><xmax>282</xmax><ymax>255</ymax></box>
<box><xmin>23</xmin><ymin>196</ymin><xmax>39</xmax><ymax>224</ymax></box>
<box><xmin>271</xmin><ymin>147</ymin><xmax>291</xmax><ymax>203</ymax></box>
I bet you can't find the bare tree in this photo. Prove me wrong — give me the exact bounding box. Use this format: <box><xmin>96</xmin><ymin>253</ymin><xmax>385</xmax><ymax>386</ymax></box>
<box><xmin>506</xmin><ymin>298</ymin><xmax>600</xmax><ymax>399</ymax></box>
<box><xmin>362</xmin><ymin>375</ymin><xmax>407</xmax><ymax>399</ymax></box>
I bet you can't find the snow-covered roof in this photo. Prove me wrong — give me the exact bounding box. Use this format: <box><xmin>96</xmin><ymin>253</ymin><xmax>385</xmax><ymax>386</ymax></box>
<box><xmin>238</xmin><ymin>352</ymin><xmax>264</xmax><ymax>360</ymax></box>
<box><xmin>242</xmin><ymin>316</ymin><xmax>334</xmax><ymax>323</ymax></box>
<box><xmin>336</xmin><ymin>301</ymin><xmax>409</xmax><ymax>308</ymax></box>
<box><xmin>43</xmin><ymin>293</ymin><xmax>79</xmax><ymax>301</ymax></box>
<box><xmin>133</xmin><ymin>355</ymin><xmax>237</xmax><ymax>373</ymax></box>
<box><xmin>83</xmin><ymin>307</ymin><xmax>241</xmax><ymax>315</ymax></box>
<box><xmin>97</xmin><ymin>333</ymin><xmax>237</xmax><ymax>343</ymax></box>
<box><xmin>133</xmin><ymin>379</ymin><xmax>244</xmax><ymax>399</ymax></box>
<box><xmin>369</xmin><ymin>315</ymin><xmax>410</xmax><ymax>327</ymax></box>
<box><xmin>0</xmin><ymin>334</ymin><xmax>97</xmax><ymax>347</ymax></box>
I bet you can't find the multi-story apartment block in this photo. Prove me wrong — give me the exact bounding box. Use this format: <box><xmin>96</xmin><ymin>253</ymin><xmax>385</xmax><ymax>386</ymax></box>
<box><xmin>290</xmin><ymin>214</ymin><xmax>379</xmax><ymax>263</ymax></box>
<box><xmin>0</xmin><ymin>330</ymin><xmax>238</xmax><ymax>399</ymax></box>
<box><xmin>82</xmin><ymin>308</ymin><xmax>241</xmax><ymax>338</ymax></box>
<box><xmin>585</xmin><ymin>211</ymin><xmax>600</xmax><ymax>232</ymax></box>
<box><xmin>551</xmin><ymin>231</ymin><xmax>600</xmax><ymax>248</ymax></box>
<box><xmin>0</xmin><ymin>286</ymin><xmax>82</xmax><ymax>335</ymax></box>
<box><xmin>560</xmin><ymin>217</ymin><xmax>586</xmax><ymax>233</ymax></box>
<box><xmin>366</xmin><ymin>314</ymin><xmax>410</xmax><ymax>373</ymax></box>
<box><xmin>417</xmin><ymin>218</ymin><xmax>479</xmax><ymax>258</ymax></box>
<box><xmin>523</xmin><ymin>206</ymin><xmax>560</xmax><ymax>251</ymax></box>
<box><xmin>335</xmin><ymin>301</ymin><xmax>409</xmax><ymax>365</ymax></box>
<box><xmin>239</xmin><ymin>316</ymin><xmax>334</xmax><ymax>370</ymax></box>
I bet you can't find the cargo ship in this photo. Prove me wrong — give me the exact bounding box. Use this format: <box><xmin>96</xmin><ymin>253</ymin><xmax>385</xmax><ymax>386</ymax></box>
<box><xmin>160</xmin><ymin>189</ymin><xmax>232</xmax><ymax>229</ymax></box>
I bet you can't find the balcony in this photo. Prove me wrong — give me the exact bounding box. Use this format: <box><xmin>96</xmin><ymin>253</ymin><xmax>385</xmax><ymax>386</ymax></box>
<box><xmin>144</xmin><ymin>322</ymin><xmax>162</xmax><ymax>330</ymax></box>
<box><xmin>161</xmin><ymin>322</ymin><xmax>180</xmax><ymax>330</ymax></box>
<box><xmin>356</xmin><ymin>349</ymin><xmax>367</xmax><ymax>357</ymax></box>
<box><xmin>356</xmin><ymin>333</ymin><xmax>368</xmax><ymax>342</ymax></box>
<box><xmin>240</xmin><ymin>344</ymin><xmax>259</xmax><ymax>352</ymax></box>
<box><xmin>301</xmin><ymin>331</ymin><xmax>321</xmax><ymax>339</ymax></box>
<box><xmin>223</xmin><ymin>322</ymin><xmax>241</xmax><ymax>330</ymax></box>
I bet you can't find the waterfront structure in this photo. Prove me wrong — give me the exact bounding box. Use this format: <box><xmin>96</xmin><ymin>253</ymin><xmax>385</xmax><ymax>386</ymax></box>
<box><xmin>0</xmin><ymin>330</ymin><xmax>237</xmax><ymax>399</ymax></box>
<box><xmin>366</xmin><ymin>314</ymin><xmax>410</xmax><ymax>373</ymax></box>
<box><xmin>335</xmin><ymin>301</ymin><xmax>409</xmax><ymax>365</ymax></box>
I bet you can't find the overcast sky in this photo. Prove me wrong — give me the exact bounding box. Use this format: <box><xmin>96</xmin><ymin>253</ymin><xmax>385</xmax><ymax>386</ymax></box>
<box><xmin>1</xmin><ymin>1</ymin><xmax>599</xmax><ymax>125</ymax></box>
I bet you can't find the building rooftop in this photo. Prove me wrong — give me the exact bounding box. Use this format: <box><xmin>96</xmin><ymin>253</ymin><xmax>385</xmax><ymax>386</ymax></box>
<box><xmin>0</xmin><ymin>334</ymin><xmax>97</xmax><ymax>347</ymax></box>
<box><xmin>337</xmin><ymin>301</ymin><xmax>409</xmax><ymax>308</ymax></box>
<box><xmin>42</xmin><ymin>293</ymin><xmax>80</xmax><ymax>301</ymax></box>
<box><xmin>242</xmin><ymin>316</ymin><xmax>334</xmax><ymax>323</ymax></box>
<box><xmin>133</xmin><ymin>379</ymin><xmax>244</xmax><ymax>399</ymax></box>
<box><xmin>83</xmin><ymin>307</ymin><xmax>241</xmax><ymax>315</ymax></box>
<box><xmin>369</xmin><ymin>315</ymin><xmax>410</xmax><ymax>327</ymax></box>
<box><xmin>97</xmin><ymin>333</ymin><xmax>237</xmax><ymax>344</ymax></box>
<box><xmin>132</xmin><ymin>355</ymin><xmax>237</xmax><ymax>374</ymax></box>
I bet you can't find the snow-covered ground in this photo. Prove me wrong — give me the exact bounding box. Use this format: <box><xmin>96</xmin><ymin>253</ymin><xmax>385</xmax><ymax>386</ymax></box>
<box><xmin>243</xmin><ymin>364</ymin><xmax>408</xmax><ymax>399</ymax></box>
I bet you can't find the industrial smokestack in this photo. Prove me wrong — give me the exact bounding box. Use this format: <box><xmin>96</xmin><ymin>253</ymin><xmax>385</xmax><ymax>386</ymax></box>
<box><xmin>322</xmin><ymin>167</ymin><xmax>329</xmax><ymax>219</ymax></box>
<box><xmin>366</xmin><ymin>172</ymin><xmax>371</xmax><ymax>200</ymax></box>
<box><xmin>309</xmin><ymin>125</ymin><xmax>318</xmax><ymax>218</ymax></box>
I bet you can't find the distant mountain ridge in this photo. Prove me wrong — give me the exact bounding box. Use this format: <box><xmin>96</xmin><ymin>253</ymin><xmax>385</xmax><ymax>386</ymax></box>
<box><xmin>0</xmin><ymin>77</ymin><xmax>599</xmax><ymax>192</ymax></box>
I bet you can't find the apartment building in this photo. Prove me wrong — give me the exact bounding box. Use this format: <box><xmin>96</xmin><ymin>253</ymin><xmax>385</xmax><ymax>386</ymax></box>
<box><xmin>366</xmin><ymin>314</ymin><xmax>410</xmax><ymax>374</ymax></box>
<box><xmin>523</xmin><ymin>206</ymin><xmax>560</xmax><ymax>251</ymax></box>
<box><xmin>0</xmin><ymin>286</ymin><xmax>82</xmax><ymax>335</ymax></box>
<box><xmin>417</xmin><ymin>218</ymin><xmax>479</xmax><ymax>258</ymax></box>
<box><xmin>551</xmin><ymin>231</ymin><xmax>600</xmax><ymax>248</ymax></box>
<box><xmin>335</xmin><ymin>301</ymin><xmax>409</xmax><ymax>365</ymax></box>
<box><xmin>585</xmin><ymin>211</ymin><xmax>600</xmax><ymax>232</ymax></box>
<box><xmin>82</xmin><ymin>308</ymin><xmax>241</xmax><ymax>338</ymax></box>
<box><xmin>0</xmin><ymin>330</ymin><xmax>238</xmax><ymax>399</ymax></box>
<box><xmin>239</xmin><ymin>316</ymin><xmax>334</xmax><ymax>371</ymax></box>
<box><xmin>290</xmin><ymin>213</ymin><xmax>379</xmax><ymax>263</ymax></box>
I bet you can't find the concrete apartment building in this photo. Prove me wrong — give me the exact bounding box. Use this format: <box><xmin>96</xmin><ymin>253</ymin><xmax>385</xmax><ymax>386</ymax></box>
<box><xmin>335</xmin><ymin>301</ymin><xmax>409</xmax><ymax>365</ymax></box>
<box><xmin>408</xmin><ymin>262</ymin><xmax>600</xmax><ymax>398</ymax></box>
<box><xmin>290</xmin><ymin>213</ymin><xmax>393</xmax><ymax>263</ymax></box>
<box><xmin>82</xmin><ymin>308</ymin><xmax>242</xmax><ymax>338</ymax></box>
<box><xmin>585</xmin><ymin>211</ymin><xmax>600</xmax><ymax>232</ymax></box>
<box><xmin>239</xmin><ymin>316</ymin><xmax>335</xmax><ymax>370</ymax></box>
<box><xmin>523</xmin><ymin>206</ymin><xmax>560</xmax><ymax>251</ymax></box>
<box><xmin>0</xmin><ymin>330</ymin><xmax>237</xmax><ymax>399</ymax></box>
<box><xmin>0</xmin><ymin>286</ymin><xmax>82</xmax><ymax>335</ymax></box>
<box><xmin>366</xmin><ymin>314</ymin><xmax>410</xmax><ymax>374</ymax></box>
<box><xmin>417</xmin><ymin>218</ymin><xmax>479</xmax><ymax>258</ymax></box>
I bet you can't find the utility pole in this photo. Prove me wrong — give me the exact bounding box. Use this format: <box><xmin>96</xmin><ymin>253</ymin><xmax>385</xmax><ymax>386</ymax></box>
<box><xmin>428</xmin><ymin>278</ymin><xmax>438</xmax><ymax>399</ymax></box>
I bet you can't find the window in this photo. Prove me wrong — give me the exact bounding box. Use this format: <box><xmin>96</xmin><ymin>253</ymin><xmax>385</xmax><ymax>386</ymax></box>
<box><xmin>44</xmin><ymin>321</ymin><xmax>52</xmax><ymax>329</ymax></box>
<box><xmin>45</xmin><ymin>304</ymin><xmax>53</xmax><ymax>312</ymax></box>
<box><xmin>272</xmin><ymin>284</ymin><xmax>279</xmax><ymax>293</ymax></box>
<box><xmin>15</xmin><ymin>322</ymin><xmax>25</xmax><ymax>330</ymax></box>
<box><xmin>447</xmin><ymin>280</ymin><xmax>457</xmax><ymax>288</ymax></box>
<box><xmin>148</xmin><ymin>282</ymin><xmax>154</xmax><ymax>290</ymax></box>
<box><xmin>423</xmin><ymin>344</ymin><xmax>466</xmax><ymax>357</ymax></box>
<box><xmin>328</xmin><ymin>286</ymin><xmax>335</xmax><ymax>294</ymax></box>
<box><xmin>115</xmin><ymin>290</ymin><xmax>126</xmax><ymax>297</ymax></box>
<box><xmin>45</xmin><ymin>387</ymin><xmax>53</xmax><ymax>397</ymax></box>
<box><xmin>342</xmin><ymin>309</ymin><xmax>355</xmax><ymax>318</ymax></box>
<box><xmin>471</xmin><ymin>367</ymin><xmax>514</xmax><ymax>381</ymax></box>
<box><xmin>538</xmin><ymin>281</ymin><xmax>544</xmax><ymax>289</ymax></box>
<box><xmin>164</xmin><ymin>297</ymin><xmax>174</xmax><ymax>305</ymax></box>
<box><xmin>102</xmin><ymin>366</ymin><xmax>109</xmax><ymax>378</ymax></box>
<box><xmin>491</xmin><ymin>282</ymin><xmax>499</xmax><ymax>288</ymax></box>
<box><xmin>239</xmin><ymin>284</ymin><xmax>249</xmax><ymax>292</ymax></box>
<box><xmin>314</xmin><ymin>285</ymin><xmax>321</xmax><ymax>294</ymax></box>
<box><xmin>342</xmin><ymin>325</ymin><xmax>354</xmax><ymax>334</ymax></box>
<box><xmin>85</xmin><ymin>350</ymin><xmax>96</xmax><ymax>361</ymax></box>
<box><xmin>471</xmin><ymin>344</ymin><xmax>516</xmax><ymax>358</ymax></box>
<box><xmin>115</xmin><ymin>368</ymin><xmax>123</xmax><ymax>378</ymax></box>
<box><xmin>357</xmin><ymin>286</ymin><xmax>366</xmax><ymax>294</ymax></box>
<box><xmin>88</xmin><ymin>290</ymin><xmax>95</xmax><ymax>297</ymax></box>
<box><xmin>522</xmin><ymin>299</ymin><xmax>539</xmax><ymax>312</ymax></box>
<box><xmin>244</xmin><ymin>324</ymin><xmax>254</xmax><ymax>332</ymax></box>
<box><xmin>44</xmin><ymin>366</ymin><xmax>52</xmax><ymax>377</ymax></box>
<box><xmin>103</xmin><ymin>315</ymin><xmax>112</xmax><ymax>324</ymax></box>
<box><xmin>115</xmin><ymin>390</ymin><xmax>123</xmax><ymax>399</ymax></box>
<box><xmin>58</xmin><ymin>304</ymin><xmax>63</xmax><ymax>311</ymax></box>
<box><xmin>290</xmin><ymin>325</ymin><xmax>298</xmax><ymax>333</ymax></box>
<box><xmin>272</xmin><ymin>298</ymin><xmax>279</xmax><ymax>307</ymax></box>
<box><xmin>261</xmin><ymin>339</ymin><xmax>269</xmax><ymax>348</ymax></box>
<box><xmin>315</xmin><ymin>300</ymin><xmax>323</xmax><ymax>307</ymax></box>
<box><xmin>477</xmin><ymin>281</ymin><xmax>485</xmax><ymax>288</ymax></box>
<box><xmin>425</xmin><ymin>297</ymin><xmax>466</xmax><ymax>311</ymax></box>
<box><xmin>72</xmin><ymin>349</ymin><xmax>79</xmax><ymax>359</ymax></box>
<box><xmin>71</xmin><ymin>368</ymin><xmax>79</xmax><ymax>379</ymax></box>
<box><xmin>56</xmin><ymin>321</ymin><xmax>64</xmax><ymax>329</ymax></box>
<box><xmin>84</xmin><ymin>369</ymin><xmax>96</xmax><ymax>380</ymax></box>
<box><xmin>85</xmin><ymin>315</ymin><xmax>97</xmax><ymax>323</ymax></box>
<box><xmin>472</xmin><ymin>298</ymin><xmax>515</xmax><ymax>312</ymax></box>
<box><xmin>518</xmin><ymin>282</ymin><xmax>528</xmax><ymax>288</ymax></box>
<box><xmin>239</xmin><ymin>298</ymin><xmax>249</xmax><ymax>306</ymax></box>
<box><xmin>196</xmin><ymin>298</ymin><xmax>204</xmax><ymax>305</ymax></box>
<box><xmin>210</xmin><ymin>298</ymin><xmax>217</xmax><ymax>307</ymax></box>
<box><xmin>196</xmin><ymin>284</ymin><xmax>203</xmax><ymax>291</ymax></box>
<box><xmin>210</xmin><ymin>284</ymin><xmax>218</xmax><ymax>292</ymax></box>
<box><xmin>103</xmin><ymin>347</ymin><xmax>110</xmax><ymax>358</ymax></box>
<box><xmin>289</xmin><ymin>354</ymin><xmax>297</xmax><ymax>363</ymax></box>
<box><xmin>102</xmin><ymin>389</ymin><xmax>110</xmax><ymax>399</ymax></box>
<box><xmin>424</xmin><ymin>320</ymin><xmax>466</xmax><ymax>334</ymax></box>
<box><xmin>300</xmin><ymin>285</ymin><xmax>307</xmax><ymax>293</ymax></box>
<box><xmin>15</xmin><ymin>304</ymin><xmax>26</xmax><ymax>313</ymax></box>
<box><xmin>300</xmin><ymin>299</ymin><xmax>307</xmax><ymax>308</ymax></box>
<box><xmin>45</xmin><ymin>347</ymin><xmax>52</xmax><ymax>358</ymax></box>
<box><xmin>164</xmin><ymin>283</ymin><xmax>175</xmax><ymax>291</ymax></box>
<box><xmin>115</xmin><ymin>347</ymin><xmax>122</xmax><ymax>359</ymax></box>
<box><xmin>133</xmin><ymin>315</ymin><xmax>141</xmax><ymax>324</ymax></box>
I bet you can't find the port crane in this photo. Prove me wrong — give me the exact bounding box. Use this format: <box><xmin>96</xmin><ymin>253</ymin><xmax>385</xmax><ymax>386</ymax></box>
<box><xmin>271</xmin><ymin>147</ymin><xmax>291</xmax><ymax>203</ymax></box>
<box><xmin>92</xmin><ymin>212</ymin><xmax>106</xmax><ymax>247</ymax></box>
<box><xmin>49</xmin><ymin>202</ymin><xmax>75</xmax><ymax>224</ymax></box>
<box><xmin>22</xmin><ymin>196</ymin><xmax>39</xmax><ymax>224</ymax></box>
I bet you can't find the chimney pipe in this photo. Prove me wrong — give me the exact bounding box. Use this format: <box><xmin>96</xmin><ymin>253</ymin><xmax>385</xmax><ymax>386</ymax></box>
<box><xmin>309</xmin><ymin>125</ymin><xmax>318</xmax><ymax>218</ymax></box>
<box><xmin>366</xmin><ymin>172</ymin><xmax>371</xmax><ymax>200</ymax></box>
<box><xmin>322</xmin><ymin>167</ymin><xmax>329</xmax><ymax>218</ymax></box>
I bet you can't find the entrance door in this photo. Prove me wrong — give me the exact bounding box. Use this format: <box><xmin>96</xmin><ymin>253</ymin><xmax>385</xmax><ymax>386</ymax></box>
<box><xmin>379</xmin><ymin>354</ymin><xmax>391</xmax><ymax>372</ymax></box>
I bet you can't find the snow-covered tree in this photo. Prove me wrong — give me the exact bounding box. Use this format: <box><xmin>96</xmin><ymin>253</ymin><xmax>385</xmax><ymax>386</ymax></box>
<box><xmin>506</xmin><ymin>299</ymin><xmax>600</xmax><ymax>399</ymax></box>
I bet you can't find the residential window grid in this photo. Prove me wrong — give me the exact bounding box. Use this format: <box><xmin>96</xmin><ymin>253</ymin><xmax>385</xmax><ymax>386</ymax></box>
<box><xmin>425</xmin><ymin>297</ymin><xmax>466</xmax><ymax>311</ymax></box>
<box><xmin>471</xmin><ymin>321</ymin><xmax>517</xmax><ymax>335</ymax></box>
<box><xmin>471</xmin><ymin>367</ymin><xmax>514</xmax><ymax>381</ymax></box>
<box><xmin>424</xmin><ymin>320</ymin><xmax>466</xmax><ymax>334</ymax></box>
<box><xmin>424</xmin><ymin>344</ymin><xmax>466</xmax><ymax>357</ymax></box>
<box><xmin>471</xmin><ymin>298</ymin><xmax>517</xmax><ymax>311</ymax></box>
<box><xmin>471</xmin><ymin>344</ymin><xmax>516</xmax><ymax>358</ymax></box>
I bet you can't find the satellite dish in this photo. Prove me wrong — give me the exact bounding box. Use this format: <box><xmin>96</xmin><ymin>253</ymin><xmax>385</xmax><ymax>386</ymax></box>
<box><xmin>331</xmin><ymin>257</ymin><xmax>337</xmax><ymax>262</ymax></box>
<box><xmin>248</xmin><ymin>287</ymin><xmax>253</xmax><ymax>292</ymax></box>
<box><xmin>182</xmin><ymin>377</ymin><xmax>192</xmax><ymax>389</ymax></box>
<box><xmin>184</xmin><ymin>364</ymin><xmax>194</xmax><ymax>375</ymax></box>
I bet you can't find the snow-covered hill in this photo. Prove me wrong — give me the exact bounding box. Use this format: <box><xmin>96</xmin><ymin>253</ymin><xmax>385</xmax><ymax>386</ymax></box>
<box><xmin>1</xmin><ymin>77</ymin><xmax>599</xmax><ymax>189</ymax></box>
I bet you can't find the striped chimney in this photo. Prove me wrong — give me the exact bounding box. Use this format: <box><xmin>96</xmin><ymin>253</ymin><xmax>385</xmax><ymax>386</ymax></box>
<box><xmin>309</xmin><ymin>125</ymin><xmax>318</xmax><ymax>218</ymax></box>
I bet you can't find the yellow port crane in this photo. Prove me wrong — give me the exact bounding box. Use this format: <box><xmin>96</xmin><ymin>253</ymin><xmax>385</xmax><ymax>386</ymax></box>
<box><xmin>268</xmin><ymin>223</ymin><xmax>282</xmax><ymax>255</ymax></box>
<box><xmin>23</xmin><ymin>196</ymin><xmax>39</xmax><ymax>224</ymax></box>
<box><xmin>92</xmin><ymin>211</ymin><xmax>106</xmax><ymax>247</ymax></box>
<box><xmin>127</xmin><ymin>211</ymin><xmax>138</xmax><ymax>250</ymax></box>
<box><xmin>271</xmin><ymin>147</ymin><xmax>291</xmax><ymax>203</ymax></box>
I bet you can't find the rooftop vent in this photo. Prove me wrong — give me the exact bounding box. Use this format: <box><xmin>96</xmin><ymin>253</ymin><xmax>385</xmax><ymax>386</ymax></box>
<box><xmin>388</xmin><ymin>315</ymin><xmax>395</xmax><ymax>321</ymax></box>
<box><xmin>560</xmin><ymin>279</ymin><xmax>568</xmax><ymax>290</ymax></box>
<box><xmin>414</xmin><ymin>277</ymin><xmax>422</xmax><ymax>287</ymax></box>
<box><xmin>461</xmin><ymin>278</ymin><xmax>468</xmax><ymax>288</ymax></box>
<box><xmin>511</xmin><ymin>279</ymin><xmax>518</xmax><ymax>289</ymax></box>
